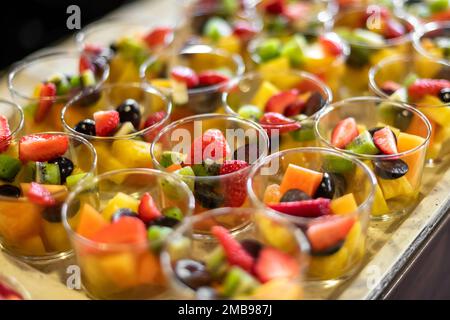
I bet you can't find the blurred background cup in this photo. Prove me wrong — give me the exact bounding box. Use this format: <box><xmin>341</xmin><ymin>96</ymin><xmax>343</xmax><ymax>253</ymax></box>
<box><xmin>413</xmin><ymin>21</ymin><xmax>450</xmax><ymax>64</ymax></box>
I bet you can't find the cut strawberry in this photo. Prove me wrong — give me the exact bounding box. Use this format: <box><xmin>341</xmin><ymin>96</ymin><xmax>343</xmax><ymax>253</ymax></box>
<box><xmin>259</xmin><ymin>112</ymin><xmax>301</xmax><ymax>135</ymax></box>
<box><xmin>142</xmin><ymin>111</ymin><xmax>167</xmax><ymax>142</ymax></box>
<box><xmin>197</xmin><ymin>71</ymin><xmax>230</xmax><ymax>87</ymax></box>
<box><xmin>93</xmin><ymin>110</ymin><xmax>120</xmax><ymax>136</ymax></box>
<box><xmin>254</xmin><ymin>247</ymin><xmax>300</xmax><ymax>283</ymax></box>
<box><xmin>380</xmin><ymin>81</ymin><xmax>401</xmax><ymax>96</ymax></box>
<box><xmin>19</xmin><ymin>134</ymin><xmax>69</xmax><ymax>162</ymax></box>
<box><xmin>408</xmin><ymin>79</ymin><xmax>450</xmax><ymax>101</ymax></box>
<box><xmin>306</xmin><ymin>215</ymin><xmax>355</xmax><ymax>252</ymax></box>
<box><xmin>79</xmin><ymin>54</ymin><xmax>94</xmax><ymax>73</ymax></box>
<box><xmin>90</xmin><ymin>216</ymin><xmax>147</xmax><ymax>245</ymax></box>
<box><xmin>381</xmin><ymin>18</ymin><xmax>405</xmax><ymax>39</ymax></box>
<box><xmin>282</xmin><ymin>2</ymin><xmax>308</xmax><ymax>21</ymax></box>
<box><xmin>319</xmin><ymin>34</ymin><xmax>344</xmax><ymax>57</ymax></box>
<box><xmin>268</xmin><ymin>198</ymin><xmax>331</xmax><ymax>218</ymax></box>
<box><xmin>331</xmin><ymin>117</ymin><xmax>359</xmax><ymax>149</ymax></box>
<box><xmin>373</xmin><ymin>127</ymin><xmax>398</xmax><ymax>155</ymax></box>
<box><xmin>211</xmin><ymin>225</ymin><xmax>254</xmax><ymax>273</ymax></box>
<box><xmin>283</xmin><ymin>99</ymin><xmax>306</xmax><ymax>117</ymax></box>
<box><xmin>35</xmin><ymin>82</ymin><xmax>57</xmax><ymax>123</ymax></box>
<box><xmin>232</xmin><ymin>21</ymin><xmax>257</xmax><ymax>41</ymax></box>
<box><xmin>26</xmin><ymin>182</ymin><xmax>56</xmax><ymax>206</ymax></box>
<box><xmin>187</xmin><ymin>129</ymin><xmax>230</xmax><ymax>164</ymax></box>
<box><xmin>219</xmin><ymin>160</ymin><xmax>250</xmax><ymax>207</ymax></box>
<box><xmin>0</xmin><ymin>115</ymin><xmax>11</xmax><ymax>153</ymax></box>
<box><xmin>83</xmin><ymin>43</ymin><xmax>104</xmax><ymax>56</ymax></box>
<box><xmin>170</xmin><ymin>66</ymin><xmax>199</xmax><ymax>88</ymax></box>
<box><xmin>265</xmin><ymin>89</ymin><xmax>299</xmax><ymax>114</ymax></box>
<box><xmin>138</xmin><ymin>192</ymin><xmax>162</xmax><ymax>223</ymax></box>
<box><xmin>264</xmin><ymin>0</ymin><xmax>285</xmax><ymax>14</ymax></box>
<box><xmin>143</xmin><ymin>27</ymin><xmax>173</xmax><ymax>49</ymax></box>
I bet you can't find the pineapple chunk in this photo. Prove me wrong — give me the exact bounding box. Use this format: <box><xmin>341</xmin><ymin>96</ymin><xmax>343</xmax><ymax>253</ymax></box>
<box><xmin>217</xmin><ymin>35</ymin><xmax>241</xmax><ymax>54</ymax></box>
<box><xmin>378</xmin><ymin>176</ymin><xmax>414</xmax><ymax>200</ymax></box>
<box><xmin>418</xmin><ymin>95</ymin><xmax>450</xmax><ymax>126</ymax></box>
<box><xmin>250</xmin><ymin>81</ymin><xmax>280</xmax><ymax>110</ymax></box>
<box><xmin>371</xmin><ymin>183</ymin><xmax>390</xmax><ymax>217</ymax></box>
<box><xmin>112</xmin><ymin>139</ymin><xmax>153</xmax><ymax>168</ymax></box>
<box><xmin>258</xmin><ymin>57</ymin><xmax>290</xmax><ymax>79</ymax></box>
<box><xmin>101</xmin><ymin>192</ymin><xmax>140</xmax><ymax>221</ymax></box>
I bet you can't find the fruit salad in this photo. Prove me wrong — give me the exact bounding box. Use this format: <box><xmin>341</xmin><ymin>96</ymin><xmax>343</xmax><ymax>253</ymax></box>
<box><xmin>76</xmin><ymin>17</ymin><xmax>175</xmax><ymax>84</ymax></box>
<box><xmin>369</xmin><ymin>54</ymin><xmax>450</xmax><ymax>161</ymax></box>
<box><xmin>332</xmin><ymin>5</ymin><xmax>417</xmax><ymax>96</ymax></box>
<box><xmin>413</xmin><ymin>21</ymin><xmax>450</xmax><ymax>63</ymax></box>
<box><xmin>151</xmin><ymin>114</ymin><xmax>269</xmax><ymax>214</ymax></box>
<box><xmin>0</xmin><ymin>133</ymin><xmax>96</xmax><ymax>261</ymax></box>
<box><xmin>248</xmin><ymin>148</ymin><xmax>375</xmax><ymax>281</ymax></box>
<box><xmin>162</xmin><ymin>207</ymin><xmax>308</xmax><ymax>299</ymax></box>
<box><xmin>316</xmin><ymin>97</ymin><xmax>431</xmax><ymax>219</ymax></box>
<box><xmin>248</xmin><ymin>32</ymin><xmax>348</xmax><ymax>96</ymax></box>
<box><xmin>403</xmin><ymin>0</ymin><xmax>450</xmax><ymax>22</ymax></box>
<box><xmin>141</xmin><ymin>45</ymin><xmax>244</xmax><ymax>120</ymax></box>
<box><xmin>0</xmin><ymin>100</ymin><xmax>24</xmax><ymax>152</ymax></box>
<box><xmin>62</xmin><ymin>168</ymin><xmax>194</xmax><ymax>299</ymax></box>
<box><xmin>0</xmin><ymin>274</ymin><xmax>29</xmax><ymax>300</ymax></box>
<box><xmin>62</xmin><ymin>83</ymin><xmax>171</xmax><ymax>175</ymax></box>
<box><xmin>8</xmin><ymin>51</ymin><xmax>109</xmax><ymax>134</ymax></box>
<box><xmin>223</xmin><ymin>70</ymin><xmax>331</xmax><ymax>151</ymax></box>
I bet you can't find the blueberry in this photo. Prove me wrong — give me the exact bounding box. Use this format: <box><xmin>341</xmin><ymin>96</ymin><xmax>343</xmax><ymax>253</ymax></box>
<box><xmin>393</xmin><ymin>109</ymin><xmax>413</xmax><ymax>131</ymax></box>
<box><xmin>49</xmin><ymin>157</ymin><xmax>74</xmax><ymax>183</ymax></box>
<box><xmin>373</xmin><ymin>159</ymin><xmax>409</xmax><ymax>180</ymax></box>
<box><xmin>194</xmin><ymin>182</ymin><xmax>224</xmax><ymax>209</ymax></box>
<box><xmin>74</xmin><ymin>119</ymin><xmax>96</xmax><ymax>136</ymax></box>
<box><xmin>311</xmin><ymin>240</ymin><xmax>344</xmax><ymax>256</ymax></box>
<box><xmin>303</xmin><ymin>92</ymin><xmax>325</xmax><ymax>116</ymax></box>
<box><xmin>196</xmin><ymin>286</ymin><xmax>219</xmax><ymax>300</ymax></box>
<box><xmin>175</xmin><ymin>259</ymin><xmax>212</xmax><ymax>289</ymax></box>
<box><xmin>240</xmin><ymin>239</ymin><xmax>262</xmax><ymax>258</ymax></box>
<box><xmin>280</xmin><ymin>189</ymin><xmax>311</xmax><ymax>202</ymax></box>
<box><xmin>439</xmin><ymin>88</ymin><xmax>450</xmax><ymax>103</ymax></box>
<box><xmin>77</xmin><ymin>89</ymin><xmax>101</xmax><ymax>107</ymax></box>
<box><xmin>111</xmin><ymin>208</ymin><xmax>137</xmax><ymax>222</ymax></box>
<box><xmin>0</xmin><ymin>184</ymin><xmax>21</xmax><ymax>198</ymax></box>
<box><xmin>116</xmin><ymin>99</ymin><xmax>141</xmax><ymax>130</ymax></box>
<box><xmin>314</xmin><ymin>173</ymin><xmax>335</xmax><ymax>199</ymax></box>
<box><xmin>150</xmin><ymin>216</ymin><xmax>180</xmax><ymax>228</ymax></box>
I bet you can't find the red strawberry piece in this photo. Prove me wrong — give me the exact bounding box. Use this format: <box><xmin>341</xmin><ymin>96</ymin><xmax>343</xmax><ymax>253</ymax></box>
<box><xmin>319</xmin><ymin>34</ymin><xmax>344</xmax><ymax>57</ymax></box>
<box><xmin>331</xmin><ymin>117</ymin><xmax>359</xmax><ymax>149</ymax></box>
<box><xmin>0</xmin><ymin>115</ymin><xmax>11</xmax><ymax>153</ymax></box>
<box><xmin>219</xmin><ymin>159</ymin><xmax>249</xmax><ymax>207</ymax></box>
<box><xmin>380</xmin><ymin>81</ymin><xmax>401</xmax><ymax>96</ymax></box>
<box><xmin>232</xmin><ymin>21</ymin><xmax>257</xmax><ymax>41</ymax></box>
<box><xmin>381</xmin><ymin>19</ymin><xmax>405</xmax><ymax>39</ymax></box>
<box><xmin>430</xmin><ymin>10</ymin><xmax>450</xmax><ymax>22</ymax></box>
<box><xmin>83</xmin><ymin>43</ymin><xmax>104</xmax><ymax>56</ymax></box>
<box><xmin>265</xmin><ymin>89</ymin><xmax>299</xmax><ymax>114</ymax></box>
<box><xmin>19</xmin><ymin>134</ymin><xmax>69</xmax><ymax>162</ymax></box>
<box><xmin>211</xmin><ymin>225</ymin><xmax>254</xmax><ymax>272</ymax></box>
<box><xmin>197</xmin><ymin>71</ymin><xmax>230</xmax><ymax>87</ymax></box>
<box><xmin>307</xmin><ymin>215</ymin><xmax>355</xmax><ymax>252</ymax></box>
<box><xmin>26</xmin><ymin>182</ymin><xmax>56</xmax><ymax>206</ymax></box>
<box><xmin>283</xmin><ymin>99</ymin><xmax>306</xmax><ymax>117</ymax></box>
<box><xmin>282</xmin><ymin>2</ymin><xmax>308</xmax><ymax>21</ymax></box>
<box><xmin>35</xmin><ymin>82</ymin><xmax>57</xmax><ymax>123</ymax></box>
<box><xmin>143</xmin><ymin>27</ymin><xmax>173</xmax><ymax>49</ymax></box>
<box><xmin>188</xmin><ymin>129</ymin><xmax>230</xmax><ymax>164</ymax></box>
<box><xmin>264</xmin><ymin>0</ymin><xmax>285</xmax><ymax>14</ymax></box>
<box><xmin>91</xmin><ymin>216</ymin><xmax>147</xmax><ymax>245</ymax></box>
<box><xmin>79</xmin><ymin>54</ymin><xmax>94</xmax><ymax>73</ymax></box>
<box><xmin>373</xmin><ymin>127</ymin><xmax>398</xmax><ymax>155</ymax></box>
<box><xmin>170</xmin><ymin>66</ymin><xmax>199</xmax><ymax>88</ymax></box>
<box><xmin>138</xmin><ymin>192</ymin><xmax>162</xmax><ymax>223</ymax></box>
<box><xmin>254</xmin><ymin>247</ymin><xmax>300</xmax><ymax>283</ymax></box>
<box><xmin>408</xmin><ymin>79</ymin><xmax>450</xmax><ymax>101</ymax></box>
<box><xmin>142</xmin><ymin>111</ymin><xmax>167</xmax><ymax>142</ymax></box>
<box><xmin>93</xmin><ymin>110</ymin><xmax>120</xmax><ymax>136</ymax></box>
<box><xmin>268</xmin><ymin>198</ymin><xmax>331</xmax><ymax>218</ymax></box>
<box><xmin>259</xmin><ymin>112</ymin><xmax>301</xmax><ymax>135</ymax></box>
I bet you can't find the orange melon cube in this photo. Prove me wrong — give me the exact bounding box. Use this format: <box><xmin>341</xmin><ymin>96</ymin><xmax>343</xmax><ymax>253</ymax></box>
<box><xmin>0</xmin><ymin>200</ymin><xmax>42</xmax><ymax>243</ymax></box>
<box><xmin>330</xmin><ymin>193</ymin><xmax>358</xmax><ymax>215</ymax></box>
<box><xmin>397</xmin><ymin>132</ymin><xmax>427</xmax><ymax>185</ymax></box>
<box><xmin>76</xmin><ymin>203</ymin><xmax>108</xmax><ymax>240</ymax></box>
<box><xmin>279</xmin><ymin>164</ymin><xmax>323</xmax><ymax>197</ymax></box>
<box><xmin>20</xmin><ymin>183</ymin><xmax>68</xmax><ymax>202</ymax></box>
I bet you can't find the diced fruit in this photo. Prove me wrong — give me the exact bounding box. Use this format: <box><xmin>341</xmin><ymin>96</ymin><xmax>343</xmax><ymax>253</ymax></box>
<box><xmin>381</xmin><ymin>81</ymin><xmax>401</xmax><ymax>96</ymax></box>
<box><xmin>279</xmin><ymin>164</ymin><xmax>323</xmax><ymax>197</ymax></box>
<box><xmin>0</xmin><ymin>201</ymin><xmax>42</xmax><ymax>243</ymax></box>
<box><xmin>170</xmin><ymin>66</ymin><xmax>199</xmax><ymax>88</ymax></box>
<box><xmin>378</xmin><ymin>176</ymin><xmax>414</xmax><ymax>200</ymax></box>
<box><xmin>98</xmin><ymin>253</ymin><xmax>138</xmax><ymax>289</ymax></box>
<box><xmin>198</xmin><ymin>71</ymin><xmax>230</xmax><ymax>86</ymax></box>
<box><xmin>372</xmin><ymin>184</ymin><xmax>390</xmax><ymax>216</ymax></box>
<box><xmin>188</xmin><ymin>129</ymin><xmax>230</xmax><ymax>164</ymax></box>
<box><xmin>264</xmin><ymin>89</ymin><xmax>299</xmax><ymax>114</ymax></box>
<box><xmin>101</xmin><ymin>192</ymin><xmax>140</xmax><ymax>221</ymax></box>
<box><xmin>93</xmin><ymin>110</ymin><xmax>120</xmax><ymax>136</ymax></box>
<box><xmin>331</xmin><ymin>117</ymin><xmax>358</xmax><ymax>149</ymax></box>
<box><xmin>373</xmin><ymin>159</ymin><xmax>408</xmax><ymax>179</ymax></box>
<box><xmin>35</xmin><ymin>83</ymin><xmax>57</xmax><ymax>123</ymax></box>
<box><xmin>280</xmin><ymin>189</ymin><xmax>310</xmax><ymax>202</ymax></box>
<box><xmin>268</xmin><ymin>198</ymin><xmax>331</xmax><ymax>217</ymax></box>
<box><xmin>373</xmin><ymin>127</ymin><xmax>398</xmax><ymax>155</ymax></box>
<box><xmin>250</xmin><ymin>81</ymin><xmax>280</xmax><ymax>110</ymax></box>
<box><xmin>20</xmin><ymin>183</ymin><xmax>67</xmax><ymax>202</ymax></box>
<box><xmin>111</xmin><ymin>139</ymin><xmax>153</xmax><ymax>168</ymax></box>
<box><xmin>111</xmin><ymin>208</ymin><xmax>137</xmax><ymax>222</ymax></box>
<box><xmin>26</xmin><ymin>182</ymin><xmax>56</xmax><ymax>206</ymax></box>
<box><xmin>91</xmin><ymin>216</ymin><xmax>147</xmax><ymax>245</ymax></box>
<box><xmin>174</xmin><ymin>166</ymin><xmax>195</xmax><ymax>191</ymax></box>
<box><xmin>203</xmin><ymin>17</ymin><xmax>232</xmax><ymax>42</ymax></box>
<box><xmin>0</xmin><ymin>115</ymin><xmax>11</xmax><ymax>152</ymax></box>
<box><xmin>249</xmin><ymin>278</ymin><xmax>302</xmax><ymax>300</ymax></box>
<box><xmin>346</xmin><ymin>130</ymin><xmax>380</xmax><ymax>155</ymax></box>
<box><xmin>219</xmin><ymin>160</ymin><xmax>249</xmax><ymax>207</ymax></box>
<box><xmin>408</xmin><ymin>79</ymin><xmax>450</xmax><ymax>101</ymax></box>
<box><xmin>259</xmin><ymin>112</ymin><xmax>301</xmax><ymax>134</ymax></box>
<box><xmin>307</xmin><ymin>216</ymin><xmax>355</xmax><ymax>252</ymax></box>
<box><xmin>263</xmin><ymin>184</ymin><xmax>282</xmax><ymax>204</ymax></box>
<box><xmin>162</xmin><ymin>207</ymin><xmax>183</xmax><ymax>221</ymax></box>
<box><xmin>397</xmin><ymin>132</ymin><xmax>426</xmax><ymax>182</ymax></box>
<box><xmin>205</xmin><ymin>246</ymin><xmax>227</xmax><ymax>277</ymax></box>
<box><xmin>74</xmin><ymin>119</ymin><xmax>96</xmax><ymax>136</ymax></box>
<box><xmin>256</xmin><ymin>38</ymin><xmax>282</xmax><ymax>62</ymax></box>
<box><xmin>66</xmin><ymin>173</ymin><xmax>89</xmax><ymax>190</ymax></box>
<box><xmin>0</xmin><ymin>155</ymin><xmax>21</xmax><ymax>181</ymax></box>
<box><xmin>280</xmin><ymin>35</ymin><xmax>306</xmax><ymax>67</ymax></box>
<box><xmin>330</xmin><ymin>193</ymin><xmax>358</xmax><ymax>215</ymax></box>
<box><xmin>175</xmin><ymin>259</ymin><xmax>212</xmax><ymax>289</ymax></box>
<box><xmin>314</xmin><ymin>172</ymin><xmax>345</xmax><ymax>199</ymax></box>
<box><xmin>319</xmin><ymin>34</ymin><xmax>344</xmax><ymax>56</ymax></box>
<box><xmin>323</xmin><ymin>155</ymin><xmax>355</xmax><ymax>174</ymax></box>
<box><xmin>116</xmin><ymin>99</ymin><xmax>141</xmax><ymax>130</ymax></box>
<box><xmin>264</xmin><ymin>0</ymin><xmax>285</xmax><ymax>14</ymax></box>
<box><xmin>19</xmin><ymin>134</ymin><xmax>69</xmax><ymax>162</ymax></box>
<box><xmin>147</xmin><ymin>225</ymin><xmax>172</xmax><ymax>251</ymax></box>
<box><xmin>380</xmin><ymin>19</ymin><xmax>405</xmax><ymax>39</ymax></box>
<box><xmin>49</xmin><ymin>157</ymin><xmax>74</xmax><ymax>183</ymax></box>
<box><xmin>76</xmin><ymin>203</ymin><xmax>108</xmax><ymax>239</ymax></box>
<box><xmin>160</xmin><ymin>151</ymin><xmax>187</xmax><ymax>168</ymax></box>
<box><xmin>237</xmin><ymin>105</ymin><xmax>263</xmax><ymax>121</ymax></box>
<box><xmin>143</xmin><ymin>27</ymin><xmax>172</xmax><ymax>48</ymax></box>
<box><xmin>36</xmin><ymin>162</ymin><xmax>61</xmax><ymax>185</ymax></box>
<box><xmin>232</xmin><ymin>21</ymin><xmax>257</xmax><ymax>41</ymax></box>
<box><xmin>254</xmin><ymin>247</ymin><xmax>300</xmax><ymax>283</ymax></box>
<box><xmin>138</xmin><ymin>193</ymin><xmax>162</xmax><ymax>223</ymax></box>
<box><xmin>222</xmin><ymin>266</ymin><xmax>259</xmax><ymax>297</ymax></box>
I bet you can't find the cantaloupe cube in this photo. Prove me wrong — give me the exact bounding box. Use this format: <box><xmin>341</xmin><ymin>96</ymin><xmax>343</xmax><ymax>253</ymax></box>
<box><xmin>98</xmin><ymin>253</ymin><xmax>139</xmax><ymax>289</ymax></box>
<box><xmin>17</xmin><ymin>236</ymin><xmax>47</xmax><ymax>256</ymax></box>
<box><xmin>76</xmin><ymin>203</ymin><xmax>108</xmax><ymax>240</ymax></box>
<box><xmin>137</xmin><ymin>252</ymin><xmax>164</xmax><ymax>285</ymax></box>
<box><xmin>42</xmin><ymin>220</ymin><xmax>71</xmax><ymax>252</ymax></box>
<box><xmin>0</xmin><ymin>200</ymin><xmax>42</xmax><ymax>243</ymax></box>
<box><xmin>397</xmin><ymin>132</ymin><xmax>427</xmax><ymax>184</ymax></box>
<box><xmin>101</xmin><ymin>193</ymin><xmax>140</xmax><ymax>221</ymax></box>
<box><xmin>250</xmin><ymin>81</ymin><xmax>280</xmax><ymax>110</ymax></box>
<box><xmin>280</xmin><ymin>164</ymin><xmax>323</xmax><ymax>197</ymax></box>
<box><xmin>330</xmin><ymin>193</ymin><xmax>358</xmax><ymax>215</ymax></box>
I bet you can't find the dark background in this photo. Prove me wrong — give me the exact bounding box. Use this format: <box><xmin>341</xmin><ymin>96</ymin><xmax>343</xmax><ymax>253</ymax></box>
<box><xmin>0</xmin><ymin>0</ymin><xmax>137</xmax><ymax>70</ymax></box>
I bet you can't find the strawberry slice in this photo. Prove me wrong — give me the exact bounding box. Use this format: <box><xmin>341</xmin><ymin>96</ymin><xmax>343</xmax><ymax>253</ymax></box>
<box><xmin>170</xmin><ymin>66</ymin><xmax>199</xmax><ymax>88</ymax></box>
<box><xmin>232</xmin><ymin>21</ymin><xmax>257</xmax><ymax>41</ymax></box>
<box><xmin>0</xmin><ymin>115</ymin><xmax>11</xmax><ymax>152</ymax></box>
<box><xmin>264</xmin><ymin>0</ymin><xmax>285</xmax><ymax>14</ymax></box>
<box><xmin>319</xmin><ymin>33</ymin><xmax>344</xmax><ymax>57</ymax></box>
<box><xmin>307</xmin><ymin>215</ymin><xmax>355</xmax><ymax>252</ymax></box>
<box><xmin>19</xmin><ymin>134</ymin><xmax>69</xmax><ymax>162</ymax></box>
<box><xmin>187</xmin><ymin>129</ymin><xmax>230</xmax><ymax>164</ymax></box>
<box><xmin>142</xmin><ymin>111</ymin><xmax>167</xmax><ymax>142</ymax></box>
<box><xmin>254</xmin><ymin>247</ymin><xmax>300</xmax><ymax>283</ymax></box>
<box><xmin>219</xmin><ymin>160</ymin><xmax>250</xmax><ymax>207</ymax></box>
<box><xmin>90</xmin><ymin>216</ymin><xmax>147</xmax><ymax>245</ymax></box>
<box><xmin>373</xmin><ymin>127</ymin><xmax>398</xmax><ymax>155</ymax></box>
<box><xmin>331</xmin><ymin>117</ymin><xmax>359</xmax><ymax>149</ymax></box>
<box><xmin>26</xmin><ymin>182</ymin><xmax>56</xmax><ymax>206</ymax></box>
<box><xmin>197</xmin><ymin>71</ymin><xmax>230</xmax><ymax>87</ymax></box>
<box><xmin>265</xmin><ymin>89</ymin><xmax>299</xmax><ymax>114</ymax></box>
<box><xmin>35</xmin><ymin>82</ymin><xmax>57</xmax><ymax>123</ymax></box>
<box><xmin>143</xmin><ymin>27</ymin><xmax>173</xmax><ymax>49</ymax></box>
<box><xmin>83</xmin><ymin>43</ymin><xmax>104</xmax><ymax>56</ymax></box>
<box><xmin>283</xmin><ymin>99</ymin><xmax>306</xmax><ymax>117</ymax></box>
<box><xmin>211</xmin><ymin>225</ymin><xmax>254</xmax><ymax>272</ymax></box>
<box><xmin>93</xmin><ymin>110</ymin><xmax>120</xmax><ymax>136</ymax></box>
<box><xmin>138</xmin><ymin>192</ymin><xmax>162</xmax><ymax>223</ymax></box>
<box><xmin>79</xmin><ymin>54</ymin><xmax>94</xmax><ymax>73</ymax></box>
<box><xmin>268</xmin><ymin>198</ymin><xmax>331</xmax><ymax>218</ymax></box>
<box><xmin>259</xmin><ymin>112</ymin><xmax>301</xmax><ymax>135</ymax></box>
<box><xmin>408</xmin><ymin>79</ymin><xmax>450</xmax><ymax>101</ymax></box>
<box><xmin>381</xmin><ymin>19</ymin><xmax>405</xmax><ymax>39</ymax></box>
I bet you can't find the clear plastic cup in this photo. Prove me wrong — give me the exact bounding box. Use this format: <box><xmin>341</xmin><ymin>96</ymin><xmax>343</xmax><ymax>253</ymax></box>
<box><xmin>413</xmin><ymin>21</ymin><xmax>450</xmax><ymax>64</ymax></box>
<box><xmin>0</xmin><ymin>99</ymin><xmax>24</xmax><ymax>145</ymax></box>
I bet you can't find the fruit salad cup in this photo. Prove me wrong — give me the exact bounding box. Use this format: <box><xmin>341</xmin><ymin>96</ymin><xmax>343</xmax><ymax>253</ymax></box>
<box><xmin>76</xmin><ymin>17</ymin><xmax>177</xmax><ymax>84</ymax></box>
<box><xmin>0</xmin><ymin>99</ymin><xmax>24</xmax><ymax>150</ymax></box>
<box><xmin>62</xmin><ymin>83</ymin><xmax>171</xmax><ymax>175</ymax></box>
<box><xmin>151</xmin><ymin>114</ymin><xmax>269</xmax><ymax>214</ymax></box>
<box><xmin>247</xmin><ymin>32</ymin><xmax>348</xmax><ymax>97</ymax></box>
<box><xmin>62</xmin><ymin>168</ymin><xmax>195</xmax><ymax>299</ymax></box>
<box><xmin>0</xmin><ymin>132</ymin><xmax>97</xmax><ymax>264</ymax></box>
<box><xmin>162</xmin><ymin>207</ymin><xmax>310</xmax><ymax>299</ymax></box>
<box><xmin>0</xmin><ymin>274</ymin><xmax>30</xmax><ymax>300</ymax></box>
<box><xmin>369</xmin><ymin>54</ymin><xmax>450</xmax><ymax>162</ymax></box>
<box><xmin>141</xmin><ymin>44</ymin><xmax>245</xmax><ymax>120</ymax></box>
<box><xmin>8</xmin><ymin>51</ymin><xmax>109</xmax><ymax>134</ymax></box>
<box><xmin>413</xmin><ymin>21</ymin><xmax>450</xmax><ymax>64</ymax></box>
<box><xmin>315</xmin><ymin>97</ymin><xmax>431</xmax><ymax>219</ymax></box>
<box><xmin>248</xmin><ymin>147</ymin><xmax>375</xmax><ymax>283</ymax></box>
<box><xmin>223</xmin><ymin>70</ymin><xmax>332</xmax><ymax>151</ymax></box>
<box><xmin>332</xmin><ymin>5</ymin><xmax>418</xmax><ymax>97</ymax></box>
<box><xmin>401</xmin><ymin>0</ymin><xmax>450</xmax><ymax>22</ymax></box>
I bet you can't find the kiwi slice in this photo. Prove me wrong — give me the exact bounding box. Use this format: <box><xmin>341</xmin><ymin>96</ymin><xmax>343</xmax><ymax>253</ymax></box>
<box><xmin>0</xmin><ymin>155</ymin><xmax>22</xmax><ymax>182</ymax></box>
<box><xmin>36</xmin><ymin>162</ymin><xmax>61</xmax><ymax>185</ymax></box>
<box><xmin>160</xmin><ymin>151</ymin><xmax>187</xmax><ymax>168</ymax></box>
<box><xmin>346</xmin><ymin>131</ymin><xmax>380</xmax><ymax>155</ymax></box>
